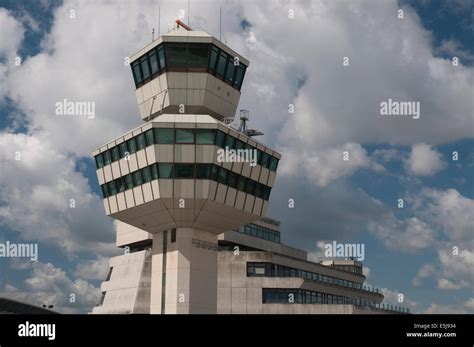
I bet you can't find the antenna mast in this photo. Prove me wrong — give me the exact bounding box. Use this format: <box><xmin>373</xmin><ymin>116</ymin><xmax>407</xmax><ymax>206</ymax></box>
<box><xmin>238</xmin><ymin>110</ymin><xmax>263</xmax><ymax>137</ymax></box>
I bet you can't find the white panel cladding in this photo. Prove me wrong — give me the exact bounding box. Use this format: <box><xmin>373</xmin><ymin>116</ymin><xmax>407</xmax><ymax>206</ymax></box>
<box><xmin>103</xmin><ymin>165</ymin><xmax>113</xmax><ymax>182</ymax></box>
<box><xmin>155</xmin><ymin>145</ymin><xmax>174</xmax><ymax>162</ymax></box>
<box><xmin>225</xmin><ymin>187</ymin><xmax>237</xmax><ymax>207</ymax></box>
<box><xmin>125</xmin><ymin>189</ymin><xmax>135</xmax><ymax>209</ymax></box>
<box><xmin>136</xmin><ymin>149</ymin><xmax>148</xmax><ymax>169</ymax></box>
<box><xmin>175</xmin><ymin>144</ymin><xmax>195</xmax><ymax>162</ymax></box>
<box><xmin>109</xmin><ymin>196</ymin><xmax>118</xmax><ymax>214</ymax></box>
<box><xmin>259</xmin><ymin>168</ymin><xmax>270</xmax><ymax>185</ymax></box>
<box><xmin>250</xmin><ymin>165</ymin><xmax>261</xmax><ymax>181</ymax></box>
<box><xmin>119</xmin><ymin>158</ymin><xmax>130</xmax><ymax>175</ymax></box>
<box><xmin>243</xmin><ymin>195</ymin><xmax>255</xmax><ymax>213</ymax></box>
<box><xmin>235</xmin><ymin>191</ymin><xmax>246</xmax><ymax>210</ymax></box>
<box><xmin>142</xmin><ymin>183</ymin><xmax>154</xmax><ymax>203</ymax></box>
<box><xmin>103</xmin><ymin>199</ymin><xmax>110</xmax><ymax>215</ymax></box>
<box><xmin>97</xmin><ymin>169</ymin><xmax>105</xmax><ymax>185</ymax></box>
<box><xmin>128</xmin><ymin>153</ymin><xmax>139</xmax><ymax>172</ymax></box>
<box><xmin>111</xmin><ymin>161</ymin><xmax>121</xmax><ymax>179</ymax></box>
<box><xmin>117</xmin><ymin>192</ymin><xmax>127</xmax><ymax>211</ymax></box>
<box><xmin>133</xmin><ymin>186</ymin><xmax>144</xmax><ymax>205</ymax></box>
<box><xmin>253</xmin><ymin>197</ymin><xmax>263</xmax><ymax>216</ymax></box>
<box><xmin>267</xmin><ymin>171</ymin><xmax>276</xmax><ymax>187</ymax></box>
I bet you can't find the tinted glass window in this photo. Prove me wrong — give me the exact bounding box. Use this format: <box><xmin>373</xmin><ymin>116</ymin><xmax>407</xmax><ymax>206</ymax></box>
<box><xmin>136</xmin><ymin>133</ymin><xmax>146</xmax><ymax>150</ymax></box>
<box><xmin>125</xmin><ymin>174</ymin><xmax>134</xmax><ymax>190</ymax></box>
<box><xmin>133</xmin><ymin>171</ymin><xmax>143</xmax><ymax>186</ymax></box>
<box><xmin>108</xmin><ymin>180</ymin><xmax>117</xmax><ymax>195</ymax></box>
<box><xmin>145</xmin><ymin>129</ymin><xmax>154</xmax><ymax>146</ymax></box>
<box><xmin>234</xmin><ymin>65</ymin><xmax>246</xmax><ymax>89</ymax></box>
<box><xmin>95</xmin><ymin>154</ymin><xmax>104</xmax><ymax>169</ymax></box>
<box><xmin>196</xmin><ymin>129</ymin><xmax>215</xmax><ymax>144</ymax></box>
<box><xmin>155</xmin><ymin>128</ymin><xmax>174</xmax><ymax>144</ymax></box>
<box><xmin>216</xmin><ymin>52</ymin><xmax>228</xmax><ymax>77</ymax></box>
<box><xmin>165</xmin><ymin>43</ymin><xmax>187</xmax><ymax>68</ymax></box>
<box><xmin>246</xmin><ymin>180</ymin><xmax>256</xmax><ymax>195</ymax></box>
<box><xmin>261</xmin><ymin>152</ymin><xmax>270</xmax><ymax>168</ymax></box>
<box><xmin>209</xmin><ymin>46</ymin><xmax>218</xmax><ymax>71</ymax></box>
<box><xmin>269</xmin><ymin>157</ymin><xmax>279</xmax><ymax>171</ymax></box>
<box><xmin>151</xmin><ymin>163</ymin><xmax>158</xmax><ymax>180</ymax></box>
<box><xmin>142</xmin><ymin>167</ymin><xmax>152</xmax><ymax>183</ymax></box>
<box><xmin>140</xmin><ymin>56</ymin><xmax>150</xmax><ymax>80</ymax></box>
<box><xmin>188</xmin><ymin>43</ymin><xmax>209</xmax><ymax>68</ymax></box>
<box><xmin>127</xmin><ymin>138</ymin><xmax>137</xmax><ymax>154</ymax></box>
<box><xmin>176</xmin><ymin>129</ymin><xmax>194</xmax><ymax>144</ymax></box>
<box><xmin>103</xmin><ymin>150</ymin><xmax>112</xmax><ymax>165</ymax></box>
<box><xmin>228</xmin><ymin>172</ymin><xmax>238</xmax><ymax>188</ymax></box>
<box><xmin>210</xmin><ymin>165</ymin><xmax>218</xmax><ymax>181</ymax></box>
<box><xmin>132</xmin><ymin>61</ymin><xmax>142</xmax><ymax>85</ymax></box>
<box><xmin>149</xmin><ymin>51</ymin><xmax>158</xmax><ymax>75</ymax></box>
<box><xmin>101</xmin><ymin>184</ymin><xmax>109</xmax><ymax>198</ymax></box>
<box><xmin>226</xmin><ymin>60</ymin><xmax>235</xmax><ymax>83</ymax></box>
<box><xmin>175</xmin><ymin>164</ymin><xmax>194</xmax><ymax>178</ymax></box>
<box><xmin>157</xmin><ymin>46</ymin><xmax>165</xmax><ymax>70</ymax></box>
<box><xmin>116</xmin><ymin>177</ymin><xmax>125</xmax><ymax>193</ymax></box>
<box><xmin>215</xmin><ymin>130</ymin><xmax>226</xmax><ymax>148</ymax></box>
<box><xmin>217</xmin><ymin>167</ymin><xmax>228</xmax><ymax>184</ymax></box>
<box><xmin>237</xmin><ymin>176</ymin><xmax>247</xmax><ymax>192</ymax></box>
<box><xmin>119</xmin><ymin>142</ymin><xmax>128</xmax><ymax>158</ymax></box>
<box><xmin>235</xmin><ymin>140</ymin><xmax>245</xmax><ymax>150</ymax></box>
<box><xmin>196</xmin><ymin>164</ymin><xmax>211</xmax><ymax>179</ymax></box>
<box><xmin>255</xmin><ymin>183</ymin><xmax>264</xmax><ymax>199</ymax></box>
<box><xmin>111</xmin><ymin>147</ymin><xmax>120</xmax><ymax>162</ymax></box>
<box><xmin>224</xmin><ymin>134</ymin><xmax>235</xmax><ymax>149</ymax></box>
<box><xmin>159</xmin><ymin>163</ymin><xmax>173</xmax><ymax>178</ymax></box>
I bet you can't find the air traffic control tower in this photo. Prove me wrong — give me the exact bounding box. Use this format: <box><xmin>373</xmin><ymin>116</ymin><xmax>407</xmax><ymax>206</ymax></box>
<box><xmin>91</xmin><ymin>21</ymin><xmax>280</xmax><ymax>314</ymax></box>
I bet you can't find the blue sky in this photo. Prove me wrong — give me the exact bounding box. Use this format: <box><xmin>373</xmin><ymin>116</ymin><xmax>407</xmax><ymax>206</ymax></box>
<box><xmin>0</xmin><ymin>0</ymin><xmax>472</xmax><ymax>313</ymax></box>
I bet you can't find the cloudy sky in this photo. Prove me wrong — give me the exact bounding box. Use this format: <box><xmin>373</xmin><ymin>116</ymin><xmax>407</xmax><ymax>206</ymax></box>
<box><xmin>0</xmin><ymin>0</ymin><xmax>472</xmax><ymax>313</ymax></box>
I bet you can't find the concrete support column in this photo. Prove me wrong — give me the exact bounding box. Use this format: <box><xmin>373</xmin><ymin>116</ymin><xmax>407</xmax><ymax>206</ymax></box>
<box><xmin>150</xmin><ymin>228</ymin><xmax>218</xmax><ymax>314</ymax></box>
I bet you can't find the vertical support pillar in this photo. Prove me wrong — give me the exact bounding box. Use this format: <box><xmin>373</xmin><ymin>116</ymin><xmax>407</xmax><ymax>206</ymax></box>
<box><xmin>150</xmin><ymin>228</ymin><xmax>218</xmax><ymax>314</ymax></box>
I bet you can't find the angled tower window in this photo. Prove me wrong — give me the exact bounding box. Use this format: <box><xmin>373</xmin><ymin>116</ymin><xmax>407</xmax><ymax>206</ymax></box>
<box><xmin>157</xmin><ymin>45</ymin><xmax>166</xmax><ymax>70</ymax></box>
<box><xmin>127</xmin><ymin>137</ymin><xmax>137</xmax><ymax>154</ymax></box>
<box><xmin>148</xmin><ymin>50</ymin><xmax>159</xmax><ymax>75</ymax></box>
<box><xmin>158</xmin><ymin>163</ymin><xmax>173</xmax><ymax>178</ymax></box>
<box><xmin>234</xmin><ymin>65</ymin><xmax>246</xmax><ymax>90</ymax></box>
<box><xmin>142</xmin><ymin>166</ymin><xmax>152</xmax><ymax>183</ymax></box>
<box><xmin>216</xmin><ymin>51</ymin><xmax>228</xmax><ymax>78</ymax></box>
<box><xmin>108</xmin><ymin>180</ymin><xmax>117</xmax><ymax>196</ymax></box>
<box><xmin>151</xmin><ymin>163</ymin><xmax>159</xmax><ymax>180</ymax></box>
<box><xmin>119</xmin><ymin>142</ymin><xmax>128</xmax><ymax>158</ymax></box>
<box><xmin>196</xmin><ymin>164</ymin><xmax>211</xmax><ymax>179</ymax></box>
<box><xmin>188</xmin><ymin>43</ymin><xmax>209</xmax><ymax>69</ymax></box>
<box><xmin>145</xmin><ymin>129</ymin><xmax>154</xmax><ymax>146</ymax></box>
<box><xmin>217</xmin><ymin>167</ymin><xmax>228</xmax><ymax>185</ymax></box>
<box><xmin>116</xmin><ymin>177</ymin><xmax>125</xmax><ymax>193</ymax></box>
<box><xmin>226</xmin><ymin>59</ymin><xmax>235</xmax><ymax>83</ymax></box>
<box><xmin>133</xmin><ymin>171</ymin><xmax>143</xmax><ymax>186</ymax></box>
<box><xmin>209</xmin><ymin>46</ymin><xmax>219</xmax><ymax>72</ymax></box>
<box><xmin>195</xmin><ymin>129</ymin><xmax>215</xmax><ymax>144</ymax></box>
<box><xmin>155</xmin><ymin>128</ymin><xmax>174</xmax><ymax>144</ymax></box>
<box><xmin>131</xmin><ymin>61</ymin><xmax>142</xmax><ymax>86</ymax></box>
<box><xmin>176</xmin><ymin>129</ymin><xmax>194</xmax><ymax>144</ymax></box>
<box><xmin>165</xmin><ymin>43</ymin><xmax>187</xmax><ymax>68</ymax></box>
<box><xmin>269</xmin><ymin>157</ymin><xmax>279</xmax><ymax>172</ymax></box>
<box><xmin>124</xmin><ymin>174</ymin><xmax>134</xmax><ymax>190</ymax></box>
<box><xmin>103</xmin><ymin>150</ymin><xmax>112</xmax><ymax>166</ymax></box>
<box><xmin>111</xmin><ymin>146</ymin><xmax>120</xmax><ymax>162</ymax></box>
<box><xmin>175</xmin><ymin>164</ymin><xmax>194</xmax><ymax>178</ymax></box>
<box><xmin>136</xmin><ymin>133</ymin><xmax>146</xmax><ymax>150</ymax></box>
<box><xmin>95</xmin><ymin>153</ymin><xmax>104</xmax><ymax>169</ymax></box>
<box><xmin>140</xmin><ymin>56</ymin><xmax>150</xmax><ymax>81</ymax></box>
<box><xmin>215</xmin><ymin>130</ymin><xmax>226</xmax><ymax>148</ymax></box>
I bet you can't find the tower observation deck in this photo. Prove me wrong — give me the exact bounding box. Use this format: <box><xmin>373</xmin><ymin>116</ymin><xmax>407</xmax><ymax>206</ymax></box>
<box><xmin>91</xmin><ymin>22</ymin><xmax>280</xmax><ymax>314</ymax></box>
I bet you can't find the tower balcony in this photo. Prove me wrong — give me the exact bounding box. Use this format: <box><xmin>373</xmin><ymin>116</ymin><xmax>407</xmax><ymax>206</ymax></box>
<box><xmin>91</xmin><ymin>114</ymin><xmax>280</xmax><ymax>235</ymax></box>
